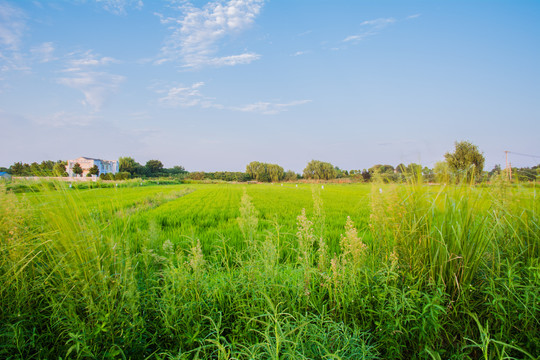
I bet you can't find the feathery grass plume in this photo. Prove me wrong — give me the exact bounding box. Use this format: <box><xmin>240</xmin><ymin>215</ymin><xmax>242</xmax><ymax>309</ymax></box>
<box><xmin>312</xmin><ymin>186</ymin><xmax>329</xmax><ymax>272</ymax></box>
<box><xmin>369</xmin><ymin>183</ymin><xmax>404</xmax><ymax>256</ymax></box>
<box><xmin>311</xmin><ymin>186</ymin><xmax>325</xmax><ymax>238</ymax></box>
<box><xmin>188</xmin><ymin>239</ymin><xmax>206</xmax><ymax>276</ymax></box>
<box><xmin>340</xmin><ymin>216</ymin><xmax>367</xmax><ymax>266</ymax></box>
<box><xmin>237</xmin><ymin>188</ymin><xmax>259</xmax><ymax>246</ymax></box>
<box><xmin>162</xmin><ymin>239</ymin><xmax>174</xmax><ymax>256</ymax></box>
<box><xmin>296</xmin><ymin>208</ymin><xmax>315</xmax><ymax>296</ymax></box>
<box><xmin>259</xmin><ymin>232</ymin><xmax>279</xmax><ymax>279</ymax></box>
<box><xmin>296</xmin><ymin>208</ymin><xmax>315</xmax><ymax>267</ymax></box>
<box><xmin>328</xmin><ymin>255</ymin><xmax>345</xmax><ymax>310</ymax></box>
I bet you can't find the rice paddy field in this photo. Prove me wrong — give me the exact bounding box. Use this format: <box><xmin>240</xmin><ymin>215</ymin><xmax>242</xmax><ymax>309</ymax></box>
<box><xmin>0</xmin><ymin>181</ymin><xmax>539</xmax><ymax>359</ymax></box>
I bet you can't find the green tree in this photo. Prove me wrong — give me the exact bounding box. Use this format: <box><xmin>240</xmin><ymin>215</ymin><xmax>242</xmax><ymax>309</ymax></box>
<box><xmin>361</xmin><ymin>169</ymin><xmax>371</xmax><ymax>182</ymax></box>
<box><xmin>30</xmin><ymin>162</ymin><xmax>41</xmax><ymax>175</ymax></box>
<box><xmin>444</xmin><ymin>141</ymin><xmax>485</xmax><ymax>180</ymax></box>
<box><xmin>433</xmin><ymin>161</ymin><xmax>450</xmax><ymax>183</ymax></box>
<box><xmin>10</xmin><ymin>162</ymin><xmax>25</xmax><ymax>176</ymax></box>
<box><xmin>303</xmin><ymin>160</ymin><xmax>337</xmax><ymax>180</ymax></box>
<box><xmin>89</xmin><ymin>165</ymin><xmax>100</xmax><ymax>176</ymax></box>
<box><xmin>145</xmin><ymin>160</ymin><xmax>164</xmax><ymax>177</ymax></box>
<box><xmin>368</xmin><ymin>164</ymin><xmax>395</xmax><ymax>183</ymax></box>
<box><xmin>53</xmin><ymin>162</ymin><xmax>67</xmax><ymax>176</ymax></box>
<box><xmin>246</xmin><ymin>161</ymin><xmax>265</xmax><ymax>181</ymax></box>
<box><xmin>267</xmin><ymin>164</ymin><xmax>284</xmax><ymax>182</ymax></box>
<box><xmin>283</xmin><ymin>170</ymin><xmax>298</xmax><ymax>181</ymax></box>
<box><xmin>72</xmin><ymin>163</ymin><xmax>83</xmax><ymax>177</ymax></box>
<box><xmin>119</xmin><ymin>157</ymin><xmax>142</xmax><ymax>175</ymax></box>
<box><xmin>245</xmin><ymin>161</ymin><xmax>284</xmax><ymax>182</ymax></box>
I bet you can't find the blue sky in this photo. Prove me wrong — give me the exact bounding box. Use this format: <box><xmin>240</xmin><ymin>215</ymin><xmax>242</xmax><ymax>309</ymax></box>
<box><xmin>1</xmin><ymin>0</ymin><xmax>539</xmax><ymax>172</ymax></box>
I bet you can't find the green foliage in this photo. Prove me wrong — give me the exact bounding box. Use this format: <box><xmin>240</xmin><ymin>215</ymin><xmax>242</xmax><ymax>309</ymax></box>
<box><xmin>72</xmin><ymin>162</ymin><xmax>83</xmax><ymax>176</ymax></box>
<box><xmin>119</xmin><ymin>156</ymin><xmax>139</xmax><ymax>173</ymax></box>
<box><xmin>369</xmin><ymin>164</ymin><xmax>397</xmax><ymax>183</ymax></box>
<box><xmin>99</xmin><ymin>172</ymin><xmax>114</xmax><ymax>180</ymax></box>
<box><xmin>444</xmin><ymin>141</ymin><xmax>485</xmax><ymax>180</ymax></box>
<box><xmin>88</xmin><ymin>165</ymin><xmax>99</xmax><ymax>176</ymax></box>
<box><xmin>114</xmin><ymin>171</ymin><xmax>130</xmax><ymax>180</ymax></box>
<box><xmin>303</xmin><ymin>160</ymin><xmax>337</xmax><ymax>180</ymax></box>
<box><xmin>53</xmin><ymin>162</ymin><xmax>67</xmax><ymax>176</ymax></box>
<box><xmin>434</xmin><ymin>161</ymin><xmax>450</xmax><ymax>183</ymax></box>
<box><xmin>9</xmin><ymin>160</ymin><xmax>66</xmax><ymax>177</ymax></box>
<box><xmin>283</xmin><ymin>170</ymin><xmax>298</xmax><ymax>181</ymax></box>
<box><xmin>145</xmin><ymin>159</ymin><xmax>164</xmax><ymax>176</ymax></box>
<box><xmin>246</xmin><ymin>161</ymin><xmax>284</xmax><ymax>182</ymax></box>
<box><xmin>0</xmin><ymin>182</ymin><xmax>538</xmax><ymax>359</ymax></box>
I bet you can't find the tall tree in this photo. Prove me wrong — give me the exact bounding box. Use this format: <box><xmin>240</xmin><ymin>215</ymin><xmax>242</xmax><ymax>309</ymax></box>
<box><xmin>119</xmin><ymin>157</ymin><xmax>141</xmax><ymax>175</ymax></box>
<box><xmin>53</xmin><ymin>162</ymin><xmax>67</xmax><ymax>176</ymax></box>
<box><xmin>283</xmin><ymin>170</ymin><xmax>298</xmax><ymax>181</ymax></box>
<box><xmin>145</xmin><ymin>160</ymin><xmax>164</xmax><ymax>176</ymax></box>
<box><xmin>267</xmin><ymin>164</ymin><xmax>284</xmax><ymax>182</ymax></box>
<box><xmin>10</xmin><ymin>162</ymin><xmax>25</xmax><ymax>176</ymax></box>
<box><xmin>72</xmin><ymin>163</ymin><xmax>83</xmax><ymax>177</ymax></box>
<box><xmin>89</xmin><ymin>165</ymin><xmax>100</xmax><ymax>176</ymax></box>
<box><xmin>444</xmin><ymin>141</ymin><xmax>485</xmax><ymax>179</ymax></box>
<box><xmin>303</xmin><ymin>160</ymin><xmax>337</xmax><ymax>180</ymax></box>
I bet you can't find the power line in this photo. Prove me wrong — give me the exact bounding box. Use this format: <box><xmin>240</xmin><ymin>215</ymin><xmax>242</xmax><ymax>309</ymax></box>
<box><xmin>508</xmin><ymin>151</ymin><xmax>540</xmax><ymax>159</ymax></box>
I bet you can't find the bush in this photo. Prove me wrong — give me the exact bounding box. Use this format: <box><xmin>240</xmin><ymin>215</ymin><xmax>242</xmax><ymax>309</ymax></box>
<box><xmin>99</xmin><ymin>173</ymin><xmax>113</xmax><ymax>181</ymax></box>
<box><xmin>114</xmin><ymin>172</ymin><xmax>130</xmax><ymax>181</ymax></box>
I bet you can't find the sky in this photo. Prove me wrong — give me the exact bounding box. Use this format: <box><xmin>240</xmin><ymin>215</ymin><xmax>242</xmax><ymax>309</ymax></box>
<box><xmin>1</xmin><ymin>0</ymin><xmax>539</xmax><ymax>172</ymax></box>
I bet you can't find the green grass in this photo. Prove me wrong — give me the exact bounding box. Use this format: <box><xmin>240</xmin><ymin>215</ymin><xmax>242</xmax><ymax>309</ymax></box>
<box><xmin>0</xmin><ymin>181</ymin><xmax>538</xmax><ymax>359</ymax></box>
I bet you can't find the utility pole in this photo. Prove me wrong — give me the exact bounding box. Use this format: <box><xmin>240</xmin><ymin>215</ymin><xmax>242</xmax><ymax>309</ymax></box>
<box><xmin>505</xmin><ymin>150</ymin><xmax>511</xmax><ymax>181</ymax></box>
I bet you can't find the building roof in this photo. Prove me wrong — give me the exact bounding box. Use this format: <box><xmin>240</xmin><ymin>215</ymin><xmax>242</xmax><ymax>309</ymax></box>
<box><xmin>71</xmin><ymin>157</ymin><xmax>117</xmax><ymax>162</ymax></box>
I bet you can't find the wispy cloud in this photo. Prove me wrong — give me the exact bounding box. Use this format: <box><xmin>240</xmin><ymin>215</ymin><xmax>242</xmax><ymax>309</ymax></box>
<box><xmin>232</xmin><ymin>100</ymin><xmax>312</xmax><ymax>115</ymax></box>
<box><xmin>0</xmin><ymin>1</ymin><xmax>29</xmax><ymax>72</ymax></box>
<box><xmin>343</xmin><ymin>17</ymin><xmax>396</xmax><ymax>43</ymax></box>
<box><xmin>30</xmin><ymin>42</ymin><xmax>56</xmax><ymax>63</ymax></box>
<box><xmin>94</xmin><ymin>0</ymin><xmax>143</xmax><ymax>15</ymax></box>
<box><xmin>157</xmin><ymin>81</ymin><xmax>218</xmax><ymax>108</ymax></box>
<box><xmin>156</xmin><ymin>81</ymin><xmax>310</xmax><ymax>114</ymax></box>
<box><xmin>407</xmin><ymin>13</ymin><xmax>421</xmax><ymax>20</ymax></box>
<box><xmin>291</xmin><ymin>51</ymin><xmax>308</xmax><ymax>57</ymax></box>
<box><xmin>63</xmin><ymin>50</ymin><xmax>118</xmax><ymax>71</ymax></box>
<box><xmin>156</xmin><ymin>0</ymin><xmax>264</xmax><ymax>68</ymax></box>
<box><xmin>58</xmin><ymin>50</ymin><xmax>124</xmax><ymax>111</ymax></box>
<box><xmin>0</xmin><ymin>1</ymin><xmax>25</xmax><ymax>50</ymax></box>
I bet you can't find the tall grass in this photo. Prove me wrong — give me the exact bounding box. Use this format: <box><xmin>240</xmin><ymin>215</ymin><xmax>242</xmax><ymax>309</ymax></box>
<box><xmin>0</xmin><ymin>181</ymin><xmax>538</xmax><ymax>359</ymax></box>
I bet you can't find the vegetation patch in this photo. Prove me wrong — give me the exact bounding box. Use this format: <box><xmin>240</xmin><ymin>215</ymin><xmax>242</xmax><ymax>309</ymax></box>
<box><xmin>0</xmin><ymin>181</ymin><xmax>538</xmax><ymax>359</ymax></box>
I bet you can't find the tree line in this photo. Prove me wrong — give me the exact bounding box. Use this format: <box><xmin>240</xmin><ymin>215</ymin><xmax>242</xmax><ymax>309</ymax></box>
<box><xmin>3</xmin><ymin>142</ymin><xmax>539</xmax><ymax>183</ymax></box>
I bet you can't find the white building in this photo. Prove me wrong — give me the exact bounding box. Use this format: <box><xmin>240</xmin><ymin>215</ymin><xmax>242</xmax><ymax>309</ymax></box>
<box><xmin>67</xmin><ymin>157</ymin><xmax>119</xmax><ymax>177</ymax></box>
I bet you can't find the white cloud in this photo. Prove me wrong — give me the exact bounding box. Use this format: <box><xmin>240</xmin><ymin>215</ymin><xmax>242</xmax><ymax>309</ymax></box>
<box><xmin>343</xmin><ymin>17</ymin><xmax>396</xmax><ymax>43</ymax></box>
<box><xmin>95</xmin><ymin>0</ymin><xmax>143</xmax><ymax>15</ymax></box>
<box><xmin>0</xmin><ymin>2</ymin><xmax>25</xmax><ymax>50</ymax></box>
<box><xmin>158</xmin><ymin>81</ymin><xmax>209</xmax><ymax>107</ymax></box>
<box><xmin>63</xmin><ymin>50</ymin><xmax>119</xmax><ymax>72</ymax></box>
<box><xmin>156</xmin><ymin>81</ymin><xmax>310</xmax><ymax>114</ymax></box>
<box><xmin>58</xmin><ymin>51</ymin><xmax>124</xmax><ymax>111</ymax></box>
<box><xmin>156</xmin><ymin>0</ymin><xmax>264</xmax><ymax>68</ymax></box>
<box><xmin>233</xmin><ymin>99</ymin><xmax>311</xmax><ymax>115</ymax></box>
<box><xmin>31</xmin><ymin>42</ymin><xmax>56</xmax><ymax>63</ymax></box>
<box><xmin>407</xmin><ymin>14</ymin><xmax>421</xmax><ymax>20</ymax></box>
<box><xmin>291</xmin><ymin>51</ymin><xmax>307</xmax><ymax>57</ymax></box>
<box><xmin>360</xmin><ymin>18</ymin><xmax>396</xmax><ymax>27</ymax></box>
<box><xmin>0</xmin><ymin>2</ymin><xmax>29</xmax><ymax>72</ymax></box>
<box><xmin>204</xmin><ymin>52</ymin><xmax>260</xmax><ymax>67</ymax></box>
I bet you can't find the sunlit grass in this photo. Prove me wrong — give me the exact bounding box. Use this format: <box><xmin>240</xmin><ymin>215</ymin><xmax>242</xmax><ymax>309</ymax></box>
<box><xmin>0</xmin><ymin>181</ymin><xmax>538</xmax><ymax>359</ymax></box>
